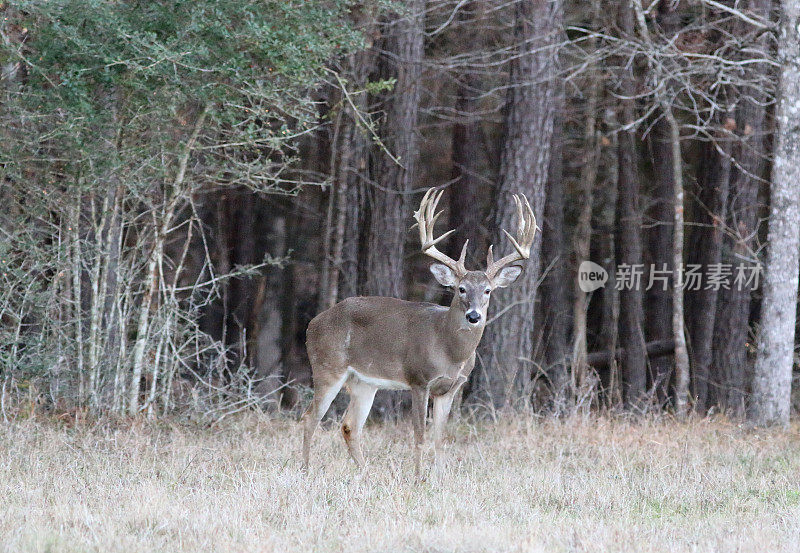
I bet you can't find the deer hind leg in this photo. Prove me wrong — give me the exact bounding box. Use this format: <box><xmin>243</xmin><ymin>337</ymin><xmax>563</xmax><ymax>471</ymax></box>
<box><xmin>410</xmin><ymin>387</ymin><xmax>430</xmax><ymax>479</ymax></box>
<box><xmin>302</xmin><ymin>371</ymin><xmax>347</xmax><ymax>471</ymax></box>
<box><xmin>341</xmin><ymin>379</ymin><xmax>377</xmax><ymax>468</ymax></box>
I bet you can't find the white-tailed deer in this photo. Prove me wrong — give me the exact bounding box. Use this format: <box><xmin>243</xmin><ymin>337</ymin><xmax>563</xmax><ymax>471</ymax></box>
<box><xmin>302</xmin><ymin>188</ymin><xmax>536</xmax><ymax>475</ymax></box>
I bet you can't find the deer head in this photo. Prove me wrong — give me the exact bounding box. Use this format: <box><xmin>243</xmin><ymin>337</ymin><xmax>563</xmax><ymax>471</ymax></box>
<box><xmin>413</xmin><ymin>188</ymin><xmax>537</xmax><ymax>327</ymax></box>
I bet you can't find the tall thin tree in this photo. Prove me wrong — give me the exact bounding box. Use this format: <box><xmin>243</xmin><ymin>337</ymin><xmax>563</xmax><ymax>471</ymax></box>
<box><xmin>751</xmin><ymin>0</ymin><xmax>800</xmax><ymax>427</ymax></box>
<box><xmin>615</xmin><ymin>1</ymin><xmax>647</xmax><ymax>409</ymax></box>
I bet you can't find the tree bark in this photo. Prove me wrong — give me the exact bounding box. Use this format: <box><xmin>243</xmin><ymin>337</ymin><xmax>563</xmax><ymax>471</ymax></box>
<box><xmin>478</xmin><ymin>0</ymin><xmax>562</xmax><ymax>410</ymax></box>
<box><xmin>599</xmin><ymin>124</ymin><xmax>621</xmax><ymax>407</ymax></box>
<box><xmin>340</xmin><ymin>163</ymin><xmax>366</xmax><ymax>300</ymax></box>
<box><xmin>129</xmin><ymin>216</ymin><xmax>164</xmax><ymax>415</ymax></box>
<box><xmin>616</xmin><ymin>127</ymin><xmax>648</xmax><ymax>411</ymax></box>
<box><xmin>571</xmin><ymin>64</ymin><xmax>600</xmax><ymax>409</ymax></box>
<box><xmin>710</xmin><ymin>0</ymin><xmax>772</xmax><ymax>416</ymax></box>
<box><xmin>645</xmin><ymin>116</ymin><xmax>675</xmax><ymax>406</ymax></box>
<box><xmin>338</xmin><ymin>40</ymin><xmax>377</xmax><ymax>300</ymax></box>
<box><xmin>539</xmin><ymin>96</ymin><xmax>570</xmax><ymax>414</ymax></box>
<box><xmin>364</xmin><ymin>1</ymin><xmax>424</xmax><ymax>299</ymax></box>
<box><xmin>325</xmin><ymin>133</ymin><xmax>352</xmax><ymax>309</ymax></box>
<box><xmin>339</xmin><ymin>51</ymin><xmax>373</xmax><ymax>300</ymax></box>
<box><xmin>101</xmin><ymin>185</ymin><xmax>125</xmax><ymax>409</ymax></box>
<box><xmin>686</xmin><ymin>137</ymin><xmax>731</xmax><ymax>412</ymax></box>
<box><xmin>448</xmin><ymin>71</ymin><xmax>485</xmax><ymax>264</ymax></box>
<box><xmin>750</xmin><ymin>0</ymin><xmax>800</xmax><ymax>427</ymax></box>
<box><xmin>446</xmin><ymin>2</ymin><xmax>489</xmax><ymax>265</ymax></box>
<box><xmin>317</xmin><ymin>100</ymin><xmax>341</xmax><ymax>313</ymax></box>
<box><xmin>665</xmin><ymin>109</ymin><xmax>690</xmax><ymax>418</ymax></box>
<box><xmin>615</xmin><ymin>1</ymin><xmax>647</xmax><ymax>410</ymax></box>
<box><xmin>255</xmin><ymin>210</ymin><xmax>287</xmax><ymax>404</ymax></box>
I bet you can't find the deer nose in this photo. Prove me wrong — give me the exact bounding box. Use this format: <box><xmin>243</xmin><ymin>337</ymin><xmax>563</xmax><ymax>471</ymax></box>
<box><xmin>466</xmin><ymin>310</ymin><xmax>481</xmax><ymax>324</ymax></box>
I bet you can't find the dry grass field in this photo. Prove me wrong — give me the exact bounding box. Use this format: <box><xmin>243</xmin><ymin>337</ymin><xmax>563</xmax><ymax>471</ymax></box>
<box><xmin>1</xmin><ymin>414</ymin><xmax>799</xmax><ymax>553</ymax></box>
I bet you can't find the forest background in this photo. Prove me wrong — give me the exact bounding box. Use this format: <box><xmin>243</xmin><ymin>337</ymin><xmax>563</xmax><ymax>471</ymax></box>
<box><xmin>1</xmin><ymin>0</ymin><xmax>798</xmax><ymax>427</ymax></box>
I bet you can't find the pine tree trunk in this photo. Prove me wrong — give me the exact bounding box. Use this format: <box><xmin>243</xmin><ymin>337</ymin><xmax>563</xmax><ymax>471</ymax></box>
<box><xmin>340</xmin><ymin>167</ymin><xmax>367</xmax><ymax>299</ymax></box>
<box><xmin>710</xmin><ymin>0</ymin><xmax>772</xmax><ymax>416</ymax></box>
<box><xmin>615</xmin><ymin>2</ymin><xmax>647</xmax><ymax>410</ymax></box>
<box><xmin>325</xmin><ymin>129</ymin><xmax>352</xmax><ymax>309</ymax></box>
<box><xmin>640</xmin><ymin>0</ymin><xmax>680</xmax><ymax>409</ymax></box>
<box><xmin>478</xmin><ymin>0</ymin><xmax>562</xmax><ymax>411</ymax></box>
<box><xmin>255</xmin><ymin>212</ymin><xmax>287</xmax><ymax>404</ymax></box>
<box><xmin>616</xmin><ymin>127</ymin><xmax>648</xmax><ymax>410</ymax></box>
<box><xmin>645</xmin><ymin>117</ymin><xmax>675</xmax><ymax>406</ymax></box>
<box><xmin>339</xmin><ymin>51</ymin><xmax>374</xmax><ymax>300</ymax></box>
<box><xmin>571</xmin><ymin>67</ymin><xmax>599</xmax><ymax>409</ymax></box>
<box><xmin>599</xmin><ymin>113</ymin><xmax>621</xmax><ymax>407</ymax></box>
<box><xmin>364</xmin><ymin>1</ymin><xmax>423</xmax><ymax>299</ymax></box>
<box><xmin>540</xmin><ymin>98</ymin><xmax>569</xmax><ymax>413</ymax></box>
<box><xmin>750</xmin><ymin>0</ymin><xmax>800</xmax><ymax>427</ymax></box>
<box><xmin>687</xmin><ymin>138</ymin><xmax>731</xmax><ymax>412</ymax></box>
<box><xmin>448</xmin><ymin>72</ymin><xmax>485</xmax><ymax>263</ymax></box>
<box><xmin>338</xmin><ymin>39</ymin><xmax>377</xmax><ymax>300</ymax></box>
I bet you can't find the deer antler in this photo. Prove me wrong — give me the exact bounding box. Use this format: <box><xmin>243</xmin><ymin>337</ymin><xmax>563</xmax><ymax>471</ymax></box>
<box><xmin>485</xmin><ymin>193</ymin><xmax>537</xmax><ymax>279</ymax></box>
<box><xmin>413</xmin><ymin>188</ymin><xmax>468</xmax><ymax>278</ymax></box>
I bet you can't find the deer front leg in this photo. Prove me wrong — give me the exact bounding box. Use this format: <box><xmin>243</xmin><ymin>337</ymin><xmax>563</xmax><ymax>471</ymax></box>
<box><xmin>410</xmin><ymin>387</ymin><xmax>429</xmax><ymax>478</ymax></box>
<box><xmin>432</xmin><ymin>394</ymin><xmax>455</xmax><ymax>458</ymax></box>
<box><xmin>432</xmin><ymin>375</ymin><xmax>466</xmax><ymax>462</ymax></box>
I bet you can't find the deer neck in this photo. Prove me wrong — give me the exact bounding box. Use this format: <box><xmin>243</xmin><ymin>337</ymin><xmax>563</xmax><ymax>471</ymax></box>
<box><xmin>441</xmin><ymin>295</ymin><xmax>484</xmax><ymax>362</ymax></box>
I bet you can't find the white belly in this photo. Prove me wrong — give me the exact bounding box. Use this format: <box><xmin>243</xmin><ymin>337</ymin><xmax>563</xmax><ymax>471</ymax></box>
<box><xmin>347</xmin><ymin>367</ymin><xmax>411</xmax><ymax>390</ymax></box>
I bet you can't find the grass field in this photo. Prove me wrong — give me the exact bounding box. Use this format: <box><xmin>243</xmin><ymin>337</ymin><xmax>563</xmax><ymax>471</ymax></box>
<box><xmin>1</xmin><ymin>414</ymin><xmax>799</xmax><ymax>552</ymax></box>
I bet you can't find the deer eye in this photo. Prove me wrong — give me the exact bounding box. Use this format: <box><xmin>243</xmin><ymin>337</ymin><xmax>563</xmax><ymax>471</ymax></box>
<box><xmin>484</xmin><ymin>288</ymin><xmax>491</xmax><ymax>295</ymax></box>
<box><xmin>458</xmin><ymin>286</ymin><xmax>466</xmax><ymax>294</ymax></box>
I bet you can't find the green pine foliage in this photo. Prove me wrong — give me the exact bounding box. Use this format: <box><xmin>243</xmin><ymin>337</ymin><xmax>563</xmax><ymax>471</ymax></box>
<box><xmin>0</xmin><ymin>0</ymin><xmax>375</xmax><ymax>413</ymax></box>
<box><xmin>3</xmin><ymin>0</ymin><xmax>366</xmax><ymax>185</ymax></box>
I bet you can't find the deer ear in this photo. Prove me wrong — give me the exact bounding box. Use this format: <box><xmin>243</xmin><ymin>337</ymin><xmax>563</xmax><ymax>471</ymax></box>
<box><xmin>430</xmin><ymin>263</ymin><xmax>457</xmax><ymax>287</ymax></box>
<box><xmin>492</xmin><ymin>265</ymin><xmax>523</xmax><ymax>288</ymax></box>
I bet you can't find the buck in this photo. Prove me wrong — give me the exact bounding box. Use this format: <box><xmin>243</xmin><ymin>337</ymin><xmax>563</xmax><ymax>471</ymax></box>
<box><xmin>302</xmin><ymin>188</ymin><xmax>536</xmax><ymax>475</ymax></box>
